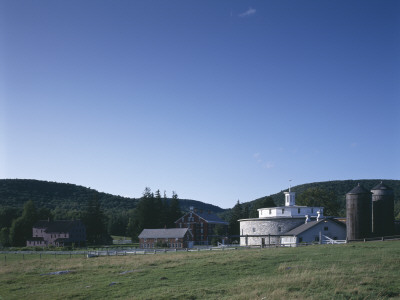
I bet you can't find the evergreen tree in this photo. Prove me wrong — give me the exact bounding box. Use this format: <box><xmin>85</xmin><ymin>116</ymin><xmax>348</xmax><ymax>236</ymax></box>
<box><xmin>168</xmin><ymin>192</ymin><xmax>182</xmax><ymax>227</ymax></box>
<box><xmin>82</xmin><ymin>197</ymin><xmax>111</xmax><ymax>245</ymax></box>
<box><xmin>9</xmin><ymin>200</ymin><xmax>38</xmax><ymax>246</ymax></box>
<box><xmin>229</xmin><ymin>200</ymin><xmax>243</xmax><ymax>239</ymax></box>
<box><xmin>0</xmin><ymin>227</ymin><xmax>10</xmax><ymax>247</ymax></box>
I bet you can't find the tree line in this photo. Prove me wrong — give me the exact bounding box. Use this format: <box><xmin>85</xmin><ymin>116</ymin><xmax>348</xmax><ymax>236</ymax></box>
<box><xmin>0</xmin><ymin>187</ymin><xmax>184</xmax><ymax>247</ymax></box>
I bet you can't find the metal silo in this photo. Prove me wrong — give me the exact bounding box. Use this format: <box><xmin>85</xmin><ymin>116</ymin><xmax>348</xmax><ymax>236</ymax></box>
<box><xmin>346</xmin><ymin>184</ymin><xmax>372</xmax><ymax>240</ymax></box>
<box><xmin>372</xmin><ymin>182</ymin><xmax>394</xmax><ymax>236</ymax></box>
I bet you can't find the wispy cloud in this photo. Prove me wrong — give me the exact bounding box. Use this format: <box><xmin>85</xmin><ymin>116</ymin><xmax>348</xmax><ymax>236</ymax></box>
<box><xmin>239</xmin><ymin>7</ymin><xmax>256</xmax><ymax>18</ymax></box>
<box><xmin>264</xmin><ymin>162</ymin><xmax>274</xmax><ymax>169</ymax></box>
<box><xmin>253</xmin><ymin>153</ymin><xmax>274</xmax><ymax>169</ymax></box>
<box><xmin>350</xmin><ymin>142</ymin><xmax>358</xmax><ymax>148</ymax></box>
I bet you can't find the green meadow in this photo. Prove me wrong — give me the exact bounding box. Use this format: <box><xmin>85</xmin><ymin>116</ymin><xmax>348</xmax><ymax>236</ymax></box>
<box><xmin>1</xmin><ymin>241</ymin><xmax>400</xmax><ymax>299</ymax></box>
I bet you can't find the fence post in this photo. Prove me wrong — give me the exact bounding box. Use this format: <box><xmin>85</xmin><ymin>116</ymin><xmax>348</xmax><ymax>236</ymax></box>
<box><xmin>4</xmin><ymin>255</ymin><xmax>6</xmax><ymax>265</ymax></box>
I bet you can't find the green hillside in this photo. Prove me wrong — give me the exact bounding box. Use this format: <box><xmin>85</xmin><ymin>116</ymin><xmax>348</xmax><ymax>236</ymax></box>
<box><xmin>0</xmin><ymin>179</ymin><xmax>225</xmax><ymax>214</ymax></box>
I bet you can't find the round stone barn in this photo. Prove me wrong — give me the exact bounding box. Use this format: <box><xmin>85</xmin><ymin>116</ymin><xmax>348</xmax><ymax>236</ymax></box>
<box><xmin>239</xmin><ymin>190</ymin><xmax>324</xmax><ymax>246</ymax></box>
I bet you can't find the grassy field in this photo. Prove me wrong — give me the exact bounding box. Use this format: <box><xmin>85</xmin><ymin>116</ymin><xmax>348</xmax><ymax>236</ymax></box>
<box><xmin>1</xmin><ymin>241</ymin><xmax>400</xmax><ymax>299</ymax></box>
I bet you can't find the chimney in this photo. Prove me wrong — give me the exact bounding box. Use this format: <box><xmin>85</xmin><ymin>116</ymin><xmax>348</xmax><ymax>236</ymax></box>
<box><xmin>305</xmin><ymin>215</ymin><xmax>310</xmax><ymax>224</ymax></box>
<box><xmin>317</xmin><ymin>211</ymin><xmax>321</xmax><ymax>221</ymax></box>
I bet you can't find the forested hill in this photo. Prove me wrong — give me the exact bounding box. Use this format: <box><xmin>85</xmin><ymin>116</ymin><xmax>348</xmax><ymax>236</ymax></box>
<box><xmin>0</xmin><ymin>179</ymin><xmax>225</xmax><ymax>214</ymax></box>
<box><xmin>250</xmin><ymin>179</ymin><xmax>400</xmax><ymax>217</ymax></box>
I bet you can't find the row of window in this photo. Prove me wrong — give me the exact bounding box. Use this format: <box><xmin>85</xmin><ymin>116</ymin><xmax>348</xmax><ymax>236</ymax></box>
<box><xmin>141</xmin><ymin>243</ymin><xmax>182</xmax><ymax>248</ymax></box>
<box><xmin>252</xmin><ymin>226</ymin><xmax>329</xmax><ymax>233</ymax></box>
<box><xmin>261</xmin><ymin>208</ymin><xmax>317</xmax><ymax>215</ymax></box>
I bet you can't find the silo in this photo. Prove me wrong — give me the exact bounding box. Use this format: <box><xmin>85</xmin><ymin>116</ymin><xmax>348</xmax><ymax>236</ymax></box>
<box><xmin>372</xmin><ymin>182</ymin><xmax>394</xmax><ymax>236</ymax></box>
<box><xmin>346</xmin><ymin>184</ymin><xmax>372</xmax><ymax>240</ymax></box>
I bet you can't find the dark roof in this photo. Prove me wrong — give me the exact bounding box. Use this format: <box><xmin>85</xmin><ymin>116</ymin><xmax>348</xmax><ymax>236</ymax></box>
<box><xmin>176</xmin><ymin>210</ymin><xmax>228</xmax><ymax>225</ymax></box>
<box><xmin>196</xmin><ymin>211</ymin><xmax>228</xmax><ymax>224</ymax></box>
<box><xmin>27</xmin><ymin>237</ymin><xmax>44</xmax><ymax>242</ymax></box>
<box><xmin>33</xmin><ymin>220</ymin><xmax>84</xmax><ymax>233</ymax></box>
<box><xmin>371</xmin><ymin>181</ymin><xmax>393</xmax><ymax>191</ymax></box>
<box><xmin>346</xmin><ymin>184</ymin><xmax>371</xmax><ymax>195</ymax></box>
<box><xmin>138</xmin><ymin>228</ymin><xmax>190</xmax><ymax>239</ymax></box>
<box><xmin>284</xmin><ymin>218</ymin><xmax>345</xmax><ymax>236</ymax></box>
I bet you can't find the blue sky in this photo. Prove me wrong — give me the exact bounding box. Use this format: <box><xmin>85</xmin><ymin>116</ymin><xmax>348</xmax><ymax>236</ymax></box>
<box><xmin>1</xmin><ymin>1</ymin><xmax>399</xmax><ymax>208</ymax></box>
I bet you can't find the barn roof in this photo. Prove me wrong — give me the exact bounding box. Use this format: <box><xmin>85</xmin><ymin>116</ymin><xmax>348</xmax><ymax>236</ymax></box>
<box><xmin>283</xmin><ymin>218</ymin><xmax>345</xmax><ymax>236</ymax></box>
<box><xmin>33</xmin><ymin>220</ymin><xmax>84</xmax><ymax>233</ymax></box>
<box><xmin>195</xmin><ymin>211</ymin><xmax>228</xmax><ymax>224</ymax></box>
<box><xmin>138</xmin><ymin>228</ymin><xmax>190</xmax><ymax>239</ymax></box>
<box><xmin>175</xmin><ymin>210</ymin><xmax>228</xmax><ymax>225</ymax></box>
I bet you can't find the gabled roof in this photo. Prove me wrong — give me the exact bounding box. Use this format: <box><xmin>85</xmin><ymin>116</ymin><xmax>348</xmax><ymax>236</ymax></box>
<box><xmin>175</xmin><ymin>211</ymin><xmax>228</xmax><ymax>225</ymax></box>
<box><xmin>195</xmin><ymin>211</ymin><xmax>228</xmax><ymax>224</ymax></box>
<box><xmin>33</xmin><ymin>220</ymin><xmax>84</xmax><ymax>233</ymax></box>
<box><xmin>283</xmin><ymin>218</ymin><xmax>345</xmax><ymax>236</ymax></box>
<box><xmin>138</xmin><ymin>228</ymin><xmax>190</xmax><ymax>239</ymax></box>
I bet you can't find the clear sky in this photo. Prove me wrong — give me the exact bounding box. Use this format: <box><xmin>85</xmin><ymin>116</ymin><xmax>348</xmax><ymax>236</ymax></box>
<box><xmin>1</xmin><ymin>1</ymin><xmax>399</xmax><ymax>208</ymax></box>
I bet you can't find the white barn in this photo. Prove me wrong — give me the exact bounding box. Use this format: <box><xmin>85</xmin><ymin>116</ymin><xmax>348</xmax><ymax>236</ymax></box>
<box><xmin>239</xmin><ymin>189</ymin><xmax>334</xmax><ymax>246</ymax></box>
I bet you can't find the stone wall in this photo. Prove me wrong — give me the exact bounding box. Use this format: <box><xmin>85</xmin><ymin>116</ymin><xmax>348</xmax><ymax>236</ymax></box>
<box><xmin>239</xmin><ymin>218</ymin><xmax>306</xmax><ymax>246</ymax></box>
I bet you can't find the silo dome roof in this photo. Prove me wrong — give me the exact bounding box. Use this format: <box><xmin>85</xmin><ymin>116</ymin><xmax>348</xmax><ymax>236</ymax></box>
<box><xmin>371</xmin><ymin>181</ymin><xmax>393</xmax><ymax>191</ymax></box>
<box><xmin>347</xmin><ymin>184</ymin><xmax>371</xmax><ymax>195</ymax></box>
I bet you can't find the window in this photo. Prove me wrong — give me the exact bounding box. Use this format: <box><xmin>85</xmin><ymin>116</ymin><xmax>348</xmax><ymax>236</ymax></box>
<box><xmin>179</xmin><ymin>223</ymin><xmax>182</xmax><ymax>228</ymax></box>
<box><xmin>311</xmin><ymin>208</ymin><xmax>314</xmax><ymax>213</ymax></box>
<box><xmin>281</xmin><ymin>209</ymin><xmax>285</xmax><ymax>214</ymax></box>
<box><xmin>298</xmin><ymin>208</ymin><xmax>301</xmax><ymax>214</ymax></box>
<box><xmin>201</xmin><ymin>223</ymin><xmax>203</xmax><ymax>227</ymax></box>
<box><xmin>298</xmin><ymin>237</ymin><xmax>303</xmax><ymax>243</ymax></box>
<box><xmin>278</xmin><ymin>226</ymin><xmax>282</xmax><ymax>232</ymax></box>
<box><xmin>314</xmin><ymin>236</ymin><xmax>319</xmax><ymax>242</ymax></box>
<box><xmin>269</xmin><ymin>209</ymin><xmax>272</xmax><ymax>214</ymax></box>
<box><xmin>252</xmin><ymin>227</ymin><xmax>256</xmax><ymax>233</ymax></box>
<box><xmin>324</xmin><ymin>226</ymin><xmax>328</xmax><ymax>231</ymax></box>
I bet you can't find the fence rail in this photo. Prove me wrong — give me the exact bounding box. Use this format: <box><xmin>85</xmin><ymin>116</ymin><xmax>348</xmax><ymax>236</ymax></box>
<box><xmin>2</xmin><ymin>236</ymin><xmax>400</xmax><ymax>259</ymax></box>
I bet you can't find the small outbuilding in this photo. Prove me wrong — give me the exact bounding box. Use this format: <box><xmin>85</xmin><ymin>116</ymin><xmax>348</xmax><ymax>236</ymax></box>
<box><xmin>280</xmin><ymin>218</ymin><xmax>346</xmax><ymax>246</ymax></box>
<box><xmin>138</xmin><ymin>228</ymin><xmax>193</xmax><ymax>249</ymax></box>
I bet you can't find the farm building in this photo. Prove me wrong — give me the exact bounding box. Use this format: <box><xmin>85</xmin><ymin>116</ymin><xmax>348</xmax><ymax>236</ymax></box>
<box><xmin>26</xmin><ymin>220</ymin><xmax>86</xmax><ymax>247</ymax></box>
<box><xmin>239</xmin><ymin>190</ymin><xmax>330</xmax><ymax>246</ymax></box>
<box><xmin>280</xmin><ymin>218</ymin><xmax>346</xmax><ymax>246</ymax></box>
<box><xmin>175</xmin><ymin>207</ymin><xmax>228</xmax><ymax>245</ymax></box>
<box><xmin>138</xmin><ymin>228</ymin><xmax>193</xmax><ymax>249</ymax></box>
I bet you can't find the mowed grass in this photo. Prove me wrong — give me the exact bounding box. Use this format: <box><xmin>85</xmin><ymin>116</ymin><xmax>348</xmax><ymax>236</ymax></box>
<box><xmin>1</xmin><ymin>241</ymin><xmax>400</xmax><ymax>299</ymax></box>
